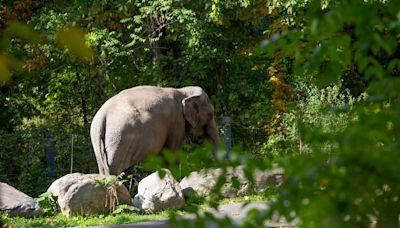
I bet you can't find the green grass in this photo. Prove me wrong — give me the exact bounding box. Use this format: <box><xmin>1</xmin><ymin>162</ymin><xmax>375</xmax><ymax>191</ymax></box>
<box><xmin>2</xmin><ymin>212</ymin><xmax>169</xmax><ymax>227</ymax></box>
<box><xmin>219</xmin><ymin>194</ymin><xmax>274</xmax><ymax>205</ymax></box>
<box><xmin>2</xmin><ymin>191</ymin><xmax>277</xmax><ymax>227</ymax></box>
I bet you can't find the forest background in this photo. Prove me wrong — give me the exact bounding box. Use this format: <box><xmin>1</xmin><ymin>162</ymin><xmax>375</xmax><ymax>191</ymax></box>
<box><xmin>0</xmin><ymin>0</ymin><xmax>399</xmax><ymax>226</ymax></box>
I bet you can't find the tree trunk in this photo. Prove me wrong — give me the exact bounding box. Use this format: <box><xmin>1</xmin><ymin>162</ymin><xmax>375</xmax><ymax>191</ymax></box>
<box><xmin>76</xmin><ymin>70</ymin><xmax>88</xmax><ymax>129</ymax></box>
<box><xmin>149</xmin><ymin>12</ymin><xmax>162</xmax><ymax>64</ymax></box>
<box><xmin>97</xmin><ymin>71</ymin><xmax>105</xmax><ymax>102</ymax></box>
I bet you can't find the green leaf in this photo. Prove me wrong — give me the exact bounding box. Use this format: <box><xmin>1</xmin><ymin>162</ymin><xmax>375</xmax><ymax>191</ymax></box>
<box><xmin>306</xmin><ymin>45</ymin><xmax>324</xmax><ymax>74</ymax></box>
<box><xmin>143</xmin><ymin>155</ymin><xmax>163</xmax><ymax>171</ymax></box>
<box><xmin>120</xmin><ymin>18</ymin><xmax>132</xmax><ymax>23</ymax></box>
<box><xmin>158</xmin><ymin>169</ymin><xmax>166</xmax><ymax>179</ymax></box>
<box><xmin>367</xmin><ymin>77</ymin><xmax>400</xmax><ymax>99</ymax></box>
<box><xmin>365</xmin><ymin>64</ymin><xmax>384</xmax><ymax>80</ymax></box>
<box><xmin>316</xmin><ymin>61</ymin><xmax>341</xmax><ymax>88</ymax></box>
<box><xmin>134</xmin><ymin>15</ymin><xmax>142</xmax><ymax>24</ymax></box>
<box><xmin>112</xmin><ymin>204</ymin><xmax>139</xmax><ymax>214</ymax></box>
<box><xmin>339</xmin><ymin>36</ymin><xmax>352</xmax><ymax>67</ymax></box>
<box><xmin>388</xmin><ymin>59</ymin><xmax>400</xmax><ymax>72</ymax></box>
<box><xmin>162</xmin><ymin>150</ymin><xmax>176</xmax><ymax>164</ymax></box>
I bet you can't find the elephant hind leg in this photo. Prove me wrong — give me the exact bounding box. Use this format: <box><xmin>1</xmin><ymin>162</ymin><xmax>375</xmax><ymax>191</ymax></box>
<box><xmin>108</xmin><ymin>164</ymin><xmax>124</xmax><ymax>175</ymax></box>
<box><xmin>106</xmin><ymin>133</ymin><xmax>138</xmax><ymax>175</ymax></box>
<box><xmin>107</xmin><ymin>149</ymin><xmax>131</xmax><ymax>175</ymax></box>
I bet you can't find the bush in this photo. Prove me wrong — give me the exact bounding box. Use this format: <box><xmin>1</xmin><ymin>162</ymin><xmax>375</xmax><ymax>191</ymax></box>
<box><xmin>35</xmin><ymin>192</ymin><xmax>58</xmax><ymax>216</ymax></box>
<box><xmin>263</xmin><ymin>81</ymin><xmax>365</xmax><ymax>155</ymax></box>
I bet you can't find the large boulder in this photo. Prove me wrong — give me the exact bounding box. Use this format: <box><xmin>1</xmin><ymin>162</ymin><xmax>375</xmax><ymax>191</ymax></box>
<box><xmin>0</xmin><ymin>182</ymin><xmax>43</xmax><ymax>217</ymax></box>
<box><xmin>133</xmin><ymin>169</ymin><xmax>185</xmax><ymax>213</ymax></box>
<box><xmin>47</xmin><ymin>173</ymin><xmax>132</xmax><ymax>216</ymax></box>
<box><xmin>179</xmin><ymin>166</ymin><xmax>284</xmax><ymax>198</ymax></box>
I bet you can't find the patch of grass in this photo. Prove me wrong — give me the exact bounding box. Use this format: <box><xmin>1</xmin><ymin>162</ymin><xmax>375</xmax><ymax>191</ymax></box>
<box><xmin>2</xmin><ymin>212</ymin><xmax>168</xmax><ymax>227</ymax></box>
<box><xmin>183</xmin><ymin>187</ymin><xmax>279</xmax><ymax>213</ymax></box>
<box><xmin>218</xmin><ymin>188</ymin><xmax>278</xmax><ymax>205</ymax></box>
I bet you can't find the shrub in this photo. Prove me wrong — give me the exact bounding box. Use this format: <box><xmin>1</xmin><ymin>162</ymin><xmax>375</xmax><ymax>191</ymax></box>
<box><xmin>264</xmin><ymin>81</ymin><xmax>365</xmax><ymax>155</ymax></box>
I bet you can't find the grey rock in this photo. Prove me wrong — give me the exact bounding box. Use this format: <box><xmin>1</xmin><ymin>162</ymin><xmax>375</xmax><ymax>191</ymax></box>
<box><xmin>133</xmin><ymin>169</ymin><xmax>185</xmax><ymax>213</ymax></box>
<box><xmin>180</xmin><ymin>166</ymin><xmax>284</xmax><ymax>198</ymax></box>
<box><xmin>0</xmin><ymin>182</ymin><xmax>43</xmax><ymax>217</ymax></box>
<box><xmin>252</xmin><ymin>168</ymin><xmax>284</xmax><ymax>192</ymax></box>
<box><xmin>47</xmin><ymin>173</ymin><xmax>132</xmax><ymax>216</ymax></box>
<box><xmin>179</xmin><ymin>168</ymin><xmax>222</xmax><ymax>198</ymax></box>
<box><xmin>48</xmin><ymin>173</ymin><xmax>97</xmax><ymax>199</ymax></box>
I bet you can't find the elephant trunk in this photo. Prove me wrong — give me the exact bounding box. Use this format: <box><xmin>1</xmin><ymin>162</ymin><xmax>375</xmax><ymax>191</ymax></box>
<box><xmin>206</xmin><ymin>120</ymin><xmax>219</xmax><ymax>159</ymax></box>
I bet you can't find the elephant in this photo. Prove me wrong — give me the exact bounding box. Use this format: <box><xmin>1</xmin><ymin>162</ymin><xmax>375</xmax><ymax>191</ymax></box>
<box><xmin>90</xmin><ymin>86</ymin><xmax>219</xmax><ymax>175</ymax></box>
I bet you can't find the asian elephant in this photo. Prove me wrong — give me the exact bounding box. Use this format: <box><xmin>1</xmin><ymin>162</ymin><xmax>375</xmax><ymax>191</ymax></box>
<box><xmin>90</xmin><ymin>86</ymin><xmax>219</xmax><ymax>175</ymax></box>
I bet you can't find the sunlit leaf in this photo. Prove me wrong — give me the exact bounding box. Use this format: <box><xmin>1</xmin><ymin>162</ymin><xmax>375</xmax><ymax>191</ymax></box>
<box><xmin>56</xmin><ymin>27</ymin><xmax>94</xmax><ymax>61</ymax></box>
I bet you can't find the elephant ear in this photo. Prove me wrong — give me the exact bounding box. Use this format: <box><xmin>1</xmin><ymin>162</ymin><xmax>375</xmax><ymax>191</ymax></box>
<box><xmin>182</xmin><ymin>88</ymin><xmax>204</xmax><ymax>128</ymax></box>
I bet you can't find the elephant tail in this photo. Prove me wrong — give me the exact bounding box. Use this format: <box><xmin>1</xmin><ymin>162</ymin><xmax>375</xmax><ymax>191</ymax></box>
<box><xmin>98</xmin><ymin>133</ymin><xmax>110</xmax><ymax>175</ymax></box>
<box><xmin>91</xmin><ymin>116</ymin><xmax>110</xmax><ymax>175</ymax></box>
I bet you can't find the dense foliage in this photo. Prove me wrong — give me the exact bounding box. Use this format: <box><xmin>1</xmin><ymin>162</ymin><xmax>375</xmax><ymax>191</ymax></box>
<box><xmin>1</xmin><ymin>0</ymin><xmax>399</xmax><ymax>227</ymax></box>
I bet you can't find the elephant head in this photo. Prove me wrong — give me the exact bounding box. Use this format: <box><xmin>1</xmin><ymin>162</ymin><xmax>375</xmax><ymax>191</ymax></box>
<box><xmin>181</xmin><ymin>87</ymin><xmax>219</xmax><ymax>156</ymax></box>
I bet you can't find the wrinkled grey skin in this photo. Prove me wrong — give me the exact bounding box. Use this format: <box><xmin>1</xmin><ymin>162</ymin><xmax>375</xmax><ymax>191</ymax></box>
<box><xmin>90</xmin><ymin>86</ymin><xmax>219</xmax><ymax>175</ymax></box>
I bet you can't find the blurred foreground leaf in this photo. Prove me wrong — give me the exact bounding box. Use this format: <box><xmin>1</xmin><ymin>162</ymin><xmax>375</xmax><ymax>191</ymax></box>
<box><xmin>5</xmin><ymin>21</ymin><xmax>44</xmax><ymax>44</ymax></box>
<box><xmin>56</xmin><ymin>27</ymin><xmax>94</xmax><ymax>61</ymax></box>
<box><xmin>0</xmin><ymin>56</ymin><xmax>11</xmax><ymax>85</ymax></box>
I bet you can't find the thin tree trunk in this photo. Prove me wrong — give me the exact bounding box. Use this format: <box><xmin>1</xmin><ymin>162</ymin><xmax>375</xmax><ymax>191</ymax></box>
<box><xmin>76</xmin><ymin>70</ymin><xmax>88</xmax><ymax>129</ymax></box>
<box><xmin>97</xmin><ymin>71</ymin><xmax>105</xmax><ymax>101</ymax></box>
<box><xmin>150</xmin><ymin>12</ymin><xmax>161</xmax><ymax>64</ymax></box>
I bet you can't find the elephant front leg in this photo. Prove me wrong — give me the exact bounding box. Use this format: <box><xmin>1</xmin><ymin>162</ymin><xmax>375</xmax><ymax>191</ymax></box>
<box><xmin>165</xmin><ymin>126</ymin><xmax>185</xmax><ymax>151</ymax></box>
<box><xmin>160</xmin><ymin>132</ymin><xmax>185</xmax><ymax>175</ymax></box>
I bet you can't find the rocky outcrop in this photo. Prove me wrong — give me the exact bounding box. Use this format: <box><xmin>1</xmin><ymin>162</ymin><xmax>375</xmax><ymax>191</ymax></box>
<box><xmin>47</xmin><ymin>173</ymin><xmax>132</xmax><ymax>216</ymax></box>
<box><xmin>131</xmin><ymin>166</ymin><xmax>283</xmax><ymax>213</ymax></box>
<box><xmin>179</xmin><ymin>166</ymin><xmax>284</xmax><ymax>198</ymax></box>
<box><xmin>0</xmin><ymin>182</ymin><xmax>43</xmax><ymax>217</ymax></box>
<box><xmin>133</xmin><ymin>169</ymin><xmax>185</xmax><ymax>213</ymax></box>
